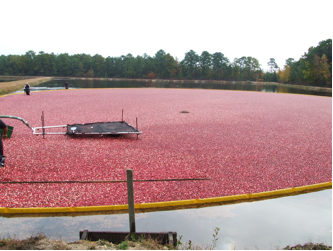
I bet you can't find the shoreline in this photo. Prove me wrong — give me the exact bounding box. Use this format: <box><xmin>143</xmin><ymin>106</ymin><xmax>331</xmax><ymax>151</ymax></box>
<box><xmin>0</xmin><ymin>76</ymin><xmax>331</xmax><ymax>95</ymax></box>
<box><xmin>52</xmin><ymin>76</ymin><xmax>333</xmax><ymax>93</ymax></box>
<box><xmin>1</xmin><ymin>232</ymin><xmax>331</xmax><ymax>250</ymax></box>
<box><xmin>0</xmin><ymin>77</ymin><xmax>51</xmax><ymax>95</ymax></box>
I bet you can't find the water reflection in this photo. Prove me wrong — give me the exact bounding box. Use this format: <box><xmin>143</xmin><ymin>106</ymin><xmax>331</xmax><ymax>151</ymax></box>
<box><xmin>29</xmin><ymin>79</ymin><xmax>331</xmax><ymax>97</ymax></box>
<box><xmin>0</xmin><ymin>189</ymin><xmax>331</xmax><ymax>249</ymax></box>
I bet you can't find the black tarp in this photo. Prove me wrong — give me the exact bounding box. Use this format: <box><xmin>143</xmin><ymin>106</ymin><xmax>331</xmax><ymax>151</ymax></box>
<box><xmin>66</xmin><ymin>121</ymin><xmax>140</xmax><ymax>135</ymax></box>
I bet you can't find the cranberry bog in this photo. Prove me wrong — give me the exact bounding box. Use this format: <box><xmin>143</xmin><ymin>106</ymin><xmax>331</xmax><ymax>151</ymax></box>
<box><xmin>0</xmin><ymin>88</ymin><xmax>331</xmax><ymax>212</ymax></box>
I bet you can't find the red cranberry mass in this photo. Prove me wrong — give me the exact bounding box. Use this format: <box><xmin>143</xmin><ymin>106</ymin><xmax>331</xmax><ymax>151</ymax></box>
<box><xmin>0</xmin><ymin>88</ymin><xmax>331</xmax><ymax>208</ymax></box>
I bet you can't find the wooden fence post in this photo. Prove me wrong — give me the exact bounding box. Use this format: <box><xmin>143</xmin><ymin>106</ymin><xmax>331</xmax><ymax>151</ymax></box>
<box><xmin>41</xmin><ymin>111</ymin><xmax>45</xmax><ymax>139</ymax></box>
<box><xmin>126</xmin><ymin>169</ymin><xmax>136</xmax><ymax>232</ymax></box>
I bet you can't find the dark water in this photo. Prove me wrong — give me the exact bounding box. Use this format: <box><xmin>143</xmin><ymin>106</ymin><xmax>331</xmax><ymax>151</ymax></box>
<box><xmin>0</xmin><ymin>189</ymin><xmax>331</xmax><ymax>249</ymax></box>
<box><xmin>31</xmin><ymin>79</ymin><xmax>332</xmax><ymax>97</ymax></box>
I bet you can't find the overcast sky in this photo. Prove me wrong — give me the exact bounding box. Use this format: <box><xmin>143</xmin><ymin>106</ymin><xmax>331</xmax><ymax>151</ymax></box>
<box><xmin>1</xmin><ymin>0</ymin><xmax>332</xmax><ymax>71</ymax></box>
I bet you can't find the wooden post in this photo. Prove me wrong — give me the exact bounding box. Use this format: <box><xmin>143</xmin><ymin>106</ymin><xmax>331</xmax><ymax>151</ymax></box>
<box><xmin>126</xmin><ymin>169</ymin><xmax>136</xmax><ymax>232</ymax></box>
<box><xmin>136</xmin><ymin>118</ymin><xmax>138</xmax><ymax>139</ymax></box>
<box><xmin>80</xmin><ymin>230</ymin><xmax>88</xmax><ymax>240</ymax></box>
<box><xmin>41</xmin><ymin>111</ymin><xmax>45</xmax><ymax>139</ymax></box>
<box><xmin>168</xmin><ymin>232</ymin><xmax>173</xmax><ymax>245</ymax></box>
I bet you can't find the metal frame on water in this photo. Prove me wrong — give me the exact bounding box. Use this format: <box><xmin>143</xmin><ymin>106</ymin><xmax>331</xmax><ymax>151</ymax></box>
<box><xmin>0</xmin><ymin>110</ymin><xmax>142</xmax><ymax>138</ymax></box>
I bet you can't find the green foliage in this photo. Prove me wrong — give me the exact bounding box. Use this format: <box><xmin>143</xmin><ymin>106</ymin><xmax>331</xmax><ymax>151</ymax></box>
<box><xmin>187</xmin><ymin>240</ymin><xmax>192</xmax><ymax>250</ymax></box>
<box><xmin>263</xmin><ymin>71</ymin><xmax>278</xmax><ymax>82</ymax></box>
<box><xmin>117</xmin><ymin>241</ymin><xmax>128</xmax><ymax>250</ymax></box>
<box><xmin>211</xmin><ymin>227</ymin><xmax>220</xmax><ymax>249</ymax></box>
<box><xmin>0</xmin><ymin>39</ymin><xmax>330</xmax><ymax>88</ymax></box>
<box><xmin>177</xmin><ymin>235</ymin><xmax>183</xmax><ymax>248</ymax></box>
<box><xmin>268</xmin><ymin>58</ymin><xmax>279</xmax><ymax>72</ymax></box>
<box><xmin>280</xmin><ymin>39</ymin><xmax>332</xmax><ymax>87</ymax></box>
<box><xmin>86</xmin><ymin>68</ymin><xmax>95</xmax><ymax>77</ymax></box>
<box><xmin>283</xmin><ymin>242</ymin><xmax>332</xmax><ymax>250</ymax></box>
<box><xmin>212</xmin><ymin>52</ymin><xmax>229</xmax><ymax>80</ymax></box>
<box><xmin>199</xmin><ymin>51</ymin><xmax>212</xmax><ymax>79</ymax></box>
<box><xmin>176</xmin><ymin>227</ymin><xmax>221</xmax><ymax>250</ymax></box>
<box><xmin>182</xmin><ymin>50</ymin><xmax>199</xmax><ymax>79</ymax></box>
<box><xmin>233</xmin><ymin>56</ymin><xmax>261</xmax><ymax>81</ymax></box>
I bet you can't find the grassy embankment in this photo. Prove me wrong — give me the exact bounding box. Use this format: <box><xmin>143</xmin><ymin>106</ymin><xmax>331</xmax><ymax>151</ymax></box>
<box><xmin>0</xmin><ymin>77</ymin><xmax>51</xmax><ymax>96</ymax></box>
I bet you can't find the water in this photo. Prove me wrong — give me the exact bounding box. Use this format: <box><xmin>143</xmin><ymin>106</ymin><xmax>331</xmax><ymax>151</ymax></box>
<box><xmin>29</xmin><ymin>79</ymin><xmax>332</xmax><ymax>97</ymax></box>
<box><xmin>0</xmin><ymin>189</ymin><xmax>331</xmax><ymax>249</ymax></box>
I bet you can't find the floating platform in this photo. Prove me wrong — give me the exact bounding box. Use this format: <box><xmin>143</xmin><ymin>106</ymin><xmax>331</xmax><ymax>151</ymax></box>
<box><xmin>67</xmin><ymin>121</ymin><xmax>141</xmax><ymax>135</ymax></box>
<box><xmin>0</xmin><ymin>110</ymin><xmax>142</xmax><ymax>138</ymax></box>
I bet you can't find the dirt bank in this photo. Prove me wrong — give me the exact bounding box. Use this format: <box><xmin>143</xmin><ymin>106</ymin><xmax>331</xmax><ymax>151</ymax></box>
<box><xmin>0</xmin><ymin>234</ymin><xmax>331</xmax><ymax>250</ymax></box>
<box><xmin>0</xmin><ymin>77</ymin><xmax>51</xmax><ymax>95</ymax></box>
<box><xmin>0</xmin><ymin>233</ymin><xmax>169</xmax><ymax>250</ymax></box>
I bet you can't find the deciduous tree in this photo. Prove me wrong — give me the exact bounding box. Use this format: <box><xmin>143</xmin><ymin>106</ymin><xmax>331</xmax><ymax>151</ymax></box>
<box><xmin>182</xmin><ymin>50</ymin><xmax>199</xmax><ymax>79</ymax></box>
<box><xmin>212</xmin><ymin>52</ymin><xmax>229</xmax><ymax>80</ymax></box>
<box><xmin>199</xmin><ymin>51</ymin><xmax>212</xmax><ymax>79</ymax></box>
<box><xmin>268</xmin><ymin>58</ymin><xmax>278</xmax><ymax>72</ymax></box>
<box><xmin>320</xmin><ymin>54</ymin><xmax>332</xmax><ymax>87</ymax></box>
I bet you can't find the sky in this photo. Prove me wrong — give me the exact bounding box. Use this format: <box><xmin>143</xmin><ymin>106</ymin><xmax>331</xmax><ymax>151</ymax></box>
<box><xmin>1</xmin><ymin>0</ymin><xmax>332</xmax><ymax>71</ymax></box>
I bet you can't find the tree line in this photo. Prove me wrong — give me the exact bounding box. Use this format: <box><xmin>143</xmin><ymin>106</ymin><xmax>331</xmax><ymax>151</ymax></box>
<box><xmin>277</xmin><ymin>39</ymin><xmax>331</xmax><ymax>87</ymax></box>
<box><xmin>0</xmin><ymin>39</ymin><xmax>331</xmax><ymax>87</ymax></box>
